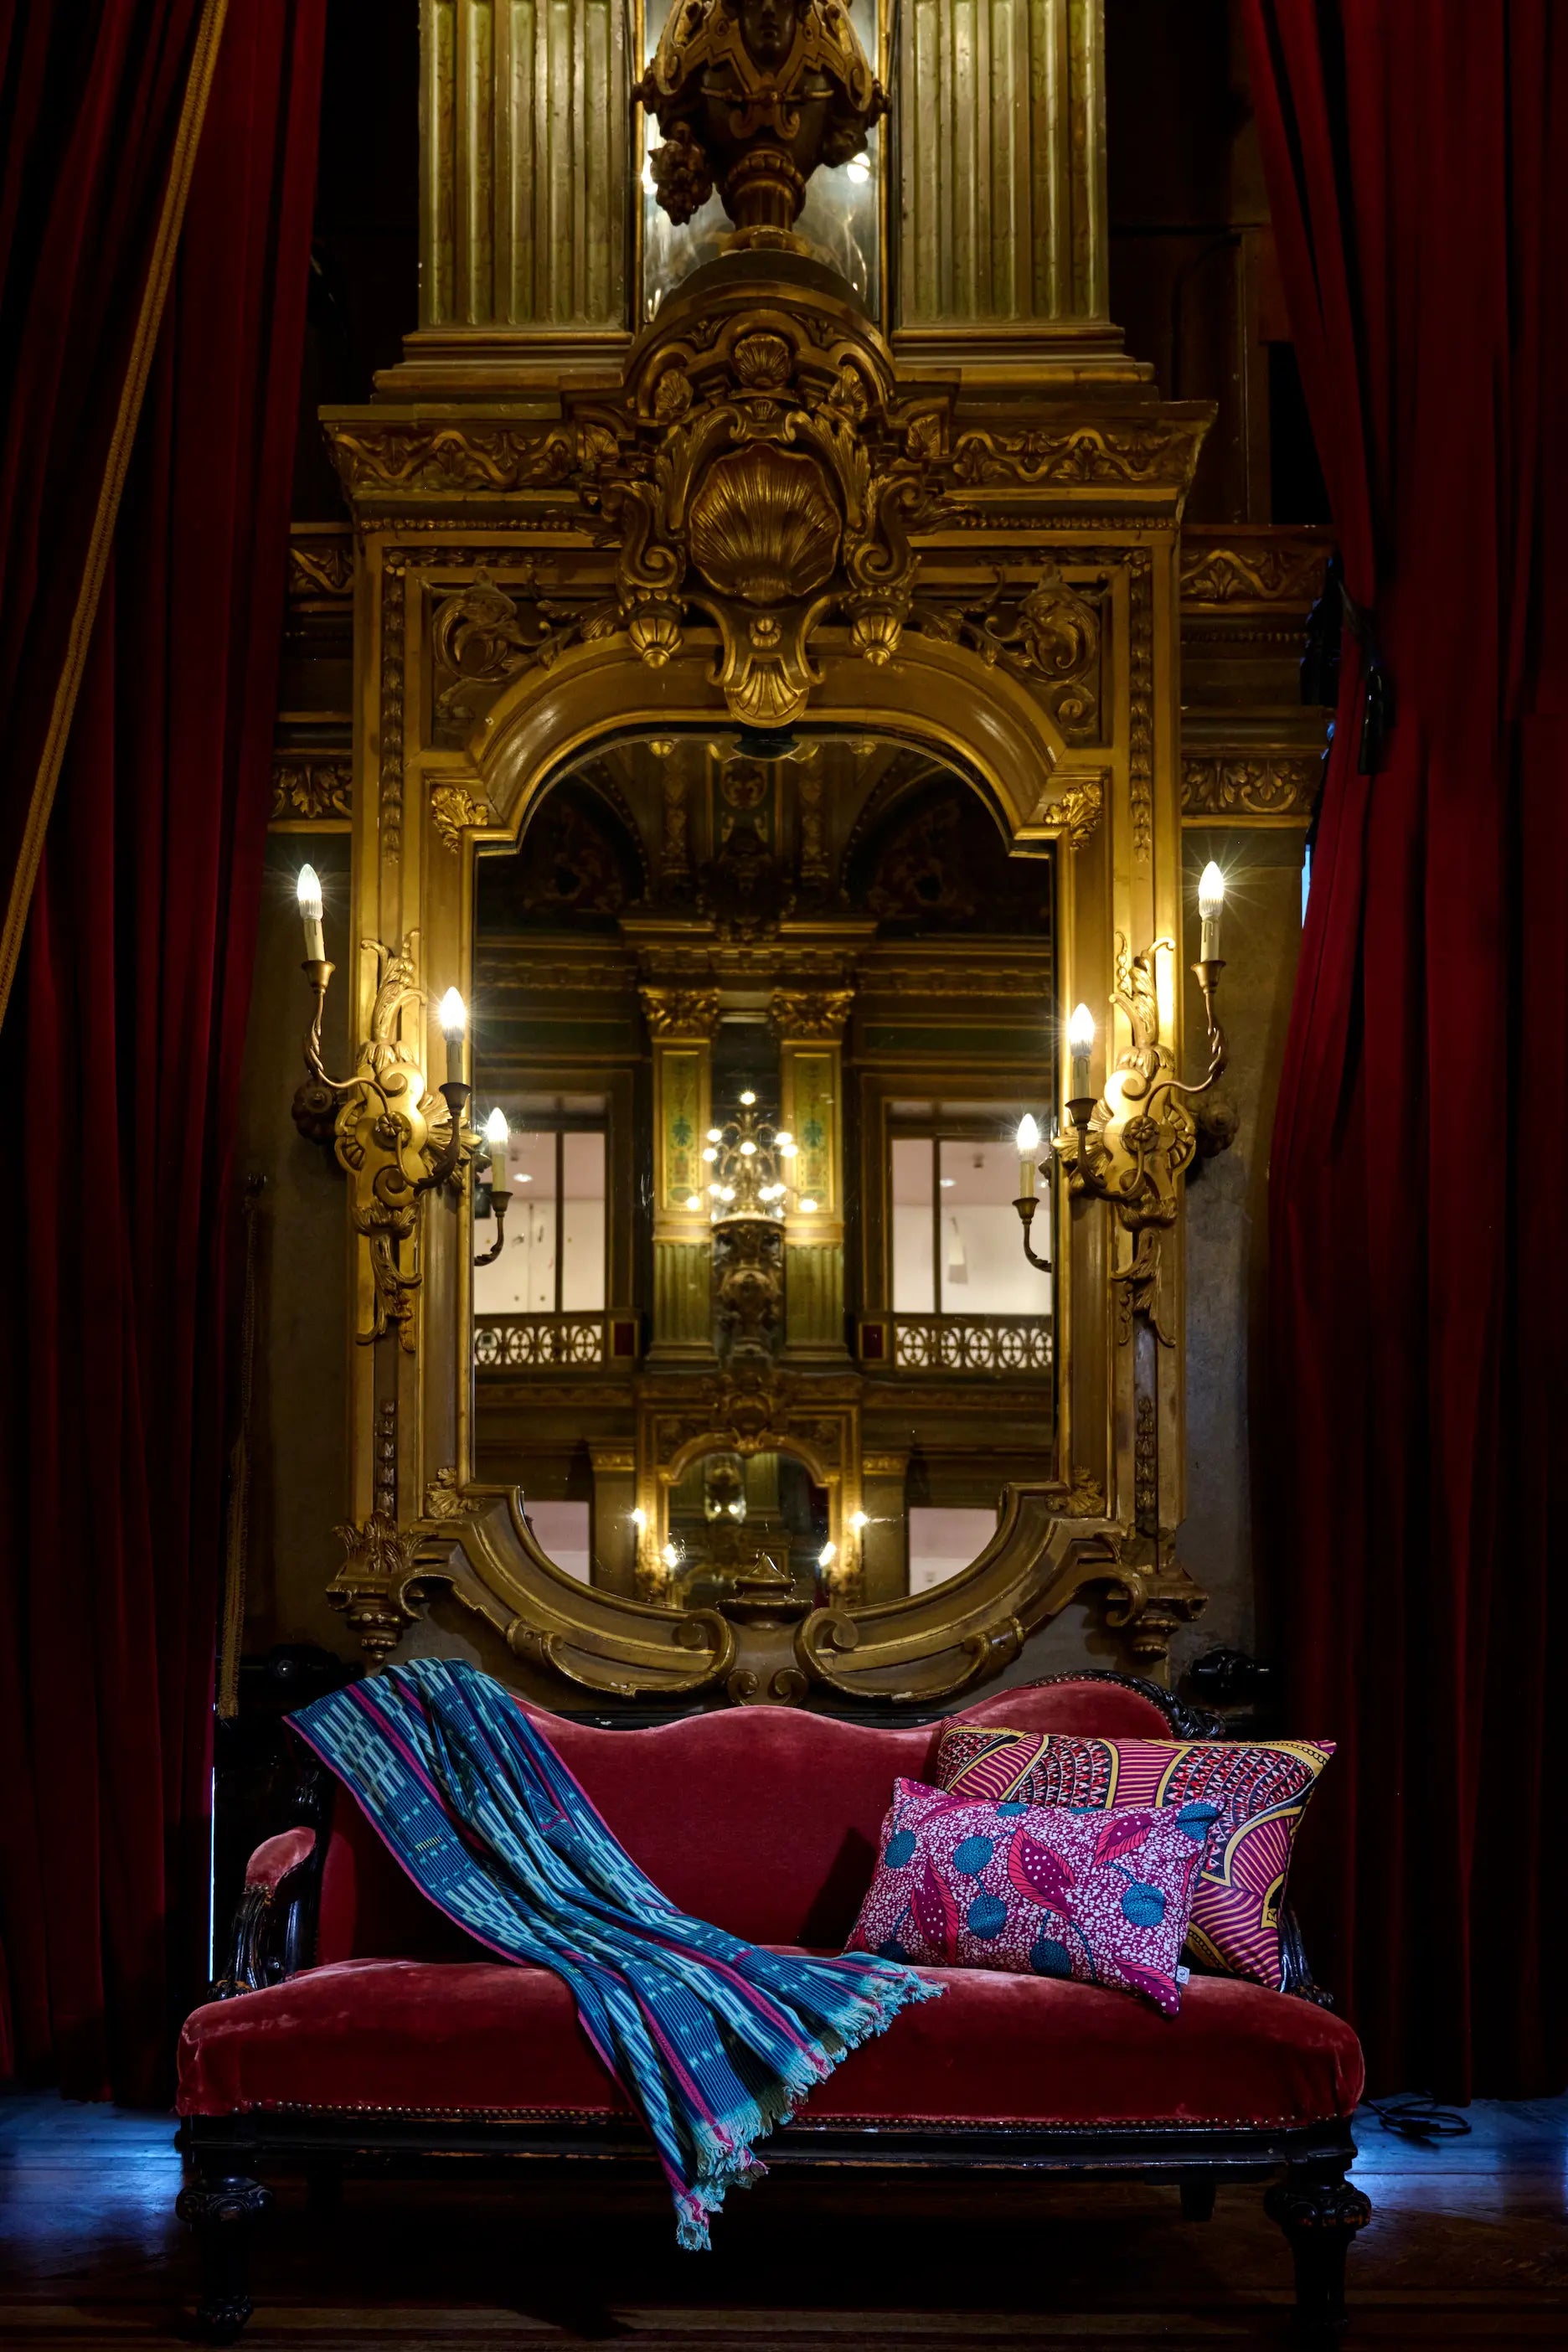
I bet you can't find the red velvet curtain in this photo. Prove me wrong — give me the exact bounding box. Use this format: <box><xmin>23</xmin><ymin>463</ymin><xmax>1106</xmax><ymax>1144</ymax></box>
<box><xmin>1244</xmin><ymin>0</ymin><xmax>1567</xmax><ymax>2097</ymax></box>
<box><xmin>0</xmin><ymin>0</ymin><xmax>219</xmax><ymax>1012</ymax></box>
<box><xmin>0</xmin><ymin>0</ymin><xmax>326</xmax><ymax>2100</ymax></box>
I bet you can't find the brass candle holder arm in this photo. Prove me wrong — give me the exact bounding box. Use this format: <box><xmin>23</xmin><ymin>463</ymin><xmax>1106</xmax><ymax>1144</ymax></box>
<box><xmin>474</xmin><ymin>1181</ymin><xmax>513</xmax><ymax>1266</ymax></box>
<box><xmin>1160</xmin><ymin>958</ymin><xmax>1227</xmax><ymax>1101</ymax></box>
<box><xmin>414</xmin><ymin>1080</ymin><xmax>472</xmax><ymax>1195</ymax></box>
<box><xmin>1014</xmin><ymin>1191</ymin><xmax>1052</xmax><ymax>1272</ymax></box>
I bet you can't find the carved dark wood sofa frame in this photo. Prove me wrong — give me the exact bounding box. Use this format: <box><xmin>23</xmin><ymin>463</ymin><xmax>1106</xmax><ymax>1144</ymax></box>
<box><xmin>178</xmin><ymin>1674</ymin><xmax>1370</xmax><ymax>2344</ymax></box>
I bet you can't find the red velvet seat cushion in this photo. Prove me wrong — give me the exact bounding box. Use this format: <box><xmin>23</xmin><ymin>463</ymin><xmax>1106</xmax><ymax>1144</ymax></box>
<box><xmin>178</xmin><ymin>1956</ymin><xmax>1364</xmax><ymax>2128</ymax></box>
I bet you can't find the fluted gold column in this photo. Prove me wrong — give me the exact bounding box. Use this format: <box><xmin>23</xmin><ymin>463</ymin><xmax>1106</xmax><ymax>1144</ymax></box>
<box><xmin>640</xmin><ymin>986</ymin><xmax>720</xmax><ymax>1364</ymax></box>
<box><xmin>400</xmin><ymin>0</ymin><xmax>632</xmax><ymax>390</ymax></box>
<box><xmin>771</xmin><ymin>988</ymin><xmax>853</xmax><ymax>1364</ymax></box>
<box><xmin>893</xmin><ymin>0</ymin><xmax>1142</xmax><ymax>383</ymax></box>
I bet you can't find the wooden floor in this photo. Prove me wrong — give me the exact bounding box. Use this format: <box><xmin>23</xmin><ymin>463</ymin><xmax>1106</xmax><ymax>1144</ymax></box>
<box><xmin>1</xmin><ymin>2091</ymin><xmax>1564</xmax><ymax>2347</ymax></box>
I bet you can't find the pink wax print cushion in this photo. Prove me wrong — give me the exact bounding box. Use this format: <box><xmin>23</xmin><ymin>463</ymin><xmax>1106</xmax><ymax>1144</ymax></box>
<box><xmin>845</xmin><ymin>1780</ymin><xmax>1207</xmax><ymax>2016</ymax></box>
<box><xmin>934</xmin><ymin>1728</ymin><xmax>1334</xmax><ymax>1992</ymax></box>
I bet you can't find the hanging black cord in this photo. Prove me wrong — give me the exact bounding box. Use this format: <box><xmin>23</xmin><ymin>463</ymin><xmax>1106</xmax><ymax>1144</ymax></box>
<box><xmin>1364</xmin><ymin>2094</ymin><xmax>1473</xmax><ymax>2142</ymax></box>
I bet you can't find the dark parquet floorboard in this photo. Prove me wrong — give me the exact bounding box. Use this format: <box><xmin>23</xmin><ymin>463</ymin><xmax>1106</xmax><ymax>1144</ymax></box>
<box><xmin>2</xmin><ymin>2091</ymin><xmax>1564</xmax><ymax>2348</ymax></box>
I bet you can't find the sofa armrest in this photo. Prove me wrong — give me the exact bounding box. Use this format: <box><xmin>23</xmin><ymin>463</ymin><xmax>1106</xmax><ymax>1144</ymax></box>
<box><xmin>1277</xmin><ymin>1903</ymin><xmax>1334</xmax><ymax>2008</ymax></box>
<box><xmin>211</xmin><ymin>1761</ymin><xmax>333</xmax><ymax>1998</ymax></box>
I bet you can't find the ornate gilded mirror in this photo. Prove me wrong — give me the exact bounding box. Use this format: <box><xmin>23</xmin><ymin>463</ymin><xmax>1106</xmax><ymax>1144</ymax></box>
<box><xmin>466</xmin><ymin>727</ymin><xmax>1059</xmax><ymax>1612</ymax></box>
<box><xmin>310</xmin><ymin>0</ymin><xmax>1219</xmax><ymax>1709</ymax></box>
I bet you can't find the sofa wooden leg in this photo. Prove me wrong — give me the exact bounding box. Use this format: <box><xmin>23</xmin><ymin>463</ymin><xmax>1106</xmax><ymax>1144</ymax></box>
<box><xmin>1179</xmin><ymin>2173</ymin><xmax>1217</xmax><ymax>2221</ymax></box>
<box><xmin>176</xmin><ymin>2169</ymin><xmax>271</xmax><ymax>2343</ymax></box>
<box><xmin>1264</xmin><ymin>2161</ymin><xmax>1371</xmax><ymax>2339</ymax></box>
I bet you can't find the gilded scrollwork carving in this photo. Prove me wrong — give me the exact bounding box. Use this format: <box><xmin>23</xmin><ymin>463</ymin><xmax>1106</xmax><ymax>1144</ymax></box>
<box><xmin>911</xmin><ymin>563</ymin><xmax>1103</xmax><ymax>737</ymax></box>
<box><xmin>326</xmin><ymin>1510</ymin><xmax>430</xmax><ymax>1657</ymax></box>
<box><xmin>584</xmin><ymin>307</ymin><xmax>948</xmax><ymax>730</ymax></box>
<box><xmin>1180</xmin><ymin>755</ymin><xmax>1318</xmax><ymax>818</ymax></box>
<box><xmin>951</xmin><ymin>419</ymin><xmax>1210</xmax><ymax>493</ymax></box>
<box><xmin>1100</xmin><ymin>1531</ymin><xmax>1208</xmax><ymax>1672</ymax></box>
<box><xmin>271</xmin><ymin>759</ymin><xmax>353</xmax><ymax>823</ymax></box>
<box><xmin>431</xmin><ymin>565</ymin><xmax>581</xmax><ymax>728</ymax></box>
<box><xmin>1055</xmin><ymin>1470</ymin><xmax>1108</xmax><ymax>1518</ymax></box>
<box><xmin>1179</xmin><ymin>538</ymin><xmax>1330</xmax><ymax>606</ymax></box>
<box><xmin>328</xmin><ymin>420</ymin><xmax>622</xmax><ymax>498</ymax></box>
<box><xmin>287</xmin><ymin>536</ymin><xmax>353</xmax><ymax>599</ymax></box>
<box><xmin>421</xmin><ymin>1466</ymin><xmax>467</xmax><ymax>1520</ymax></box>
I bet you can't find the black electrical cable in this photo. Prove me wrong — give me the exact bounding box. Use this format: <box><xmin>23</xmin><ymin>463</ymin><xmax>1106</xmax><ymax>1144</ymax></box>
<box><xmin>1365</xmin><ymin>2094</ymin><xmax>1472</xmax><ymax>2142</ymax></box>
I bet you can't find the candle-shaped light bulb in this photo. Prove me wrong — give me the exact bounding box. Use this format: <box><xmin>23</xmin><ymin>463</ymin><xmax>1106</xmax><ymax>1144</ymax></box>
<box><xmin>849</xmin><ymin>1510</ymin><xmax>869</xmax><ymax>1532</ymax></box>
<box><xmin>437</xmin><ymin>988</ymin><xmax>466</xmax><ymax>1083</ymax></box>
<box><xmin>297</xmin><ymin>864</ymin><xmax>325</xmax><ymax>962</ymax></box>
<box><xmin>1015</xmin><ymin>1112</ymin><xmax>1041</xmax><ymax>1199</ymax></box>
<box><xmin>818</xmin><ymin>1541</ymin><xmax>837</xmax><ymax>1569</ymax></box>
<box><xmin>1199</xmin><ymin>861</ymin><xmax>1225</xmax><ymax>962</ymax></box>
<box><xmin>482</xmin><ymin>1106</ymin><xmax>510</xmax><ymax>1189</ymax></box>
<box><xmin>1067</xmin><ymin>1003</ymin><xmax>1095</xmax><ymax>1099</ymax></box>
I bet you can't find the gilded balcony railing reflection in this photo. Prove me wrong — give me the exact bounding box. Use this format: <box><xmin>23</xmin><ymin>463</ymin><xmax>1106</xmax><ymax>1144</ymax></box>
<box><xmin>891</xmin><ymin>1314</ymin><xmax>1054</xmax><ymax>1373</ymax></box>
<box><xmin>474</xmin><ymin>1314</ymin><xmax>607</xmax><ymax>1370</ymax></box>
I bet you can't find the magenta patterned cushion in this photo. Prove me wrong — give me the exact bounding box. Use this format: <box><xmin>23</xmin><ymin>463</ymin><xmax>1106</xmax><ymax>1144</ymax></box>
<box><xmin>844</xmin><ymin>1778</ymin><xmax>1209</xmax><ymax>2015</ymax></box>
<box><xmin>935</xmin><ymin>1728</ymin><xmax>1334</xmax><ymax>1992</ymax></box>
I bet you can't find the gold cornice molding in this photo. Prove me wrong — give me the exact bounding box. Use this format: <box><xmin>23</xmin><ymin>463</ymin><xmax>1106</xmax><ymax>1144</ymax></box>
<box><xmin>323</xmin><ymin>400</ymin><xmax>1214</xmax><ymax>517</ymax></box>
<box><xmin>286</xmin><ymin>525</ymin><xmax>354</xmax><ymax>601</ymax></box>
<box><xmin>1179</xmin><ymin>529</ymin><xmax>1333</xmax><ymax>609</ymax></box>
<box><xmin>1180</xmin><ymin>753</ymin><xmax>1320</xmax><ymax>824</ymax></box>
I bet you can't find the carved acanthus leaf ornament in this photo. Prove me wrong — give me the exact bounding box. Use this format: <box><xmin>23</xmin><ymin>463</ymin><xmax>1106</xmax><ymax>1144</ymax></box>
<box><xmin>1030</xmin><ymin>774</ymin><xmax>1106</xmax><ymax>848</ymax></box>
<box><xmin>272</xmin><ymin>758</ymin><xmax>352</xmax><ymax>823</ymax></box>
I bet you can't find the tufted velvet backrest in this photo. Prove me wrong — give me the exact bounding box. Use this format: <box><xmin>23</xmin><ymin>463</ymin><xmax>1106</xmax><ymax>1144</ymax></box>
<box><xmin>313</xmin><ymin>1674</ymin><xmax>1181</xmax><ymax>1962</ymax></box>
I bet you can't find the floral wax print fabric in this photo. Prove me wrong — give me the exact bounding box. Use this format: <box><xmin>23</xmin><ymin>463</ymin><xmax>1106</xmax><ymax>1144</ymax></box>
<box><xmin>845</xmin><ymin>1779</ymin><xmax>1210</xmax><ymax>2016</ymax></box>
<box><xmin>935</xmin><ymin>1728</ymin><xmax>1333</xmax><ymax>1992</ymax></box>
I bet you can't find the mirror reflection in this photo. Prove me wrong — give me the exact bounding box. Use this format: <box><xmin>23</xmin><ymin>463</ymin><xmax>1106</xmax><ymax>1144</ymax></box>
<box><xmin>470</xmin><ymin>730</ymin><xmax>1057</xmax><ymax>1607</ymax></box>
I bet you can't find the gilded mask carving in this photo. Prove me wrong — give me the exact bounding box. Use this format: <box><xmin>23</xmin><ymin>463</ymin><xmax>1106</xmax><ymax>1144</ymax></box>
<box><xmin>637</xmin><ymin>0</ymin><xmax>886</xmax><ymax>249</ymax></box>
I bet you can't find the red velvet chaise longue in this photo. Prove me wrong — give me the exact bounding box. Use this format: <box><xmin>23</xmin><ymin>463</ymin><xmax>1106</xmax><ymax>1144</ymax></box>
<box><xmin>177</xmin><ymin>1672</ymin><xmax>1369</xmax><ymax>2340</ymax></box>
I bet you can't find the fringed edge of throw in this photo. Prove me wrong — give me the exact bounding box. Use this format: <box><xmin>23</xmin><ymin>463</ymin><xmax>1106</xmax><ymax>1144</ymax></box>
<box><xmin>677</xmin><ymin>1964</ymin><xmax>943</xmax><ymax>2251</ymax></box>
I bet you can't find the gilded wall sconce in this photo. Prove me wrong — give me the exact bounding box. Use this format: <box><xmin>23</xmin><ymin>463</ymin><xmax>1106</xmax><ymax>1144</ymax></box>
<box><xmin>1019</xmin><ymin>865</ymin><xmax>1230</xmax><ymax>1345</ymax></box>
<box><xmin>289</xmin><ymin>864</ymin><xmax>477</xmax><ymax>1350</ymax></box>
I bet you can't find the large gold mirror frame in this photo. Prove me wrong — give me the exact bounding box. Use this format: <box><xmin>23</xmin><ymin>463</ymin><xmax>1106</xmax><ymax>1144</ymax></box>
<box><xmin>320</xmin><ymin>255</ymin><xmax>1213</xmax><ymax>1706</ymax></box>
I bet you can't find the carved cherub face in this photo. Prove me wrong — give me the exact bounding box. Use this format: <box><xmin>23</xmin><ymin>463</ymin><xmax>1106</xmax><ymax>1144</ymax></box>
<box><xmin>739</xmin><ymin>0</ymin><xmax>797</xmax><ymax>71</ymax></box>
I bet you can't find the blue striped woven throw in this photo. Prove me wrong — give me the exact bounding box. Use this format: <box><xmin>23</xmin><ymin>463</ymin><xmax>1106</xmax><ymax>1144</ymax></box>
<box><xmin>291</xmin><ymin>1657</ymin><xmax>937</xmax><ymax>2247</ymax></box>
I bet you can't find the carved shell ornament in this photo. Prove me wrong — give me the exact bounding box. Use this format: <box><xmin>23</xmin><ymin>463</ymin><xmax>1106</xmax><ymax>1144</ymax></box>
<box><xmin>597</xmin><ymin>306</ymin><xmax>946</xmax><ymax>728</ymax></box>
<box><xmin>688</xmin><ymin>445</ymin><xmax>842</xmax><ymax>606</ymax></box>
